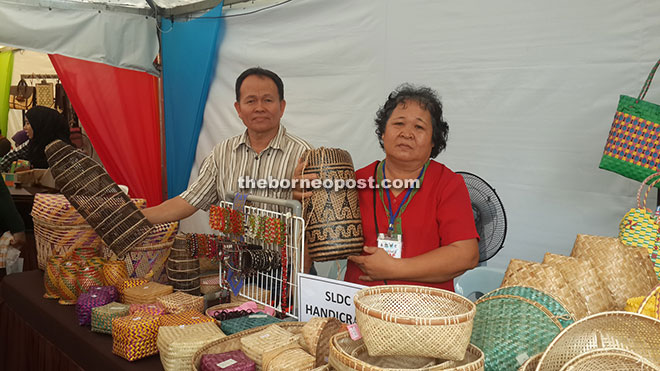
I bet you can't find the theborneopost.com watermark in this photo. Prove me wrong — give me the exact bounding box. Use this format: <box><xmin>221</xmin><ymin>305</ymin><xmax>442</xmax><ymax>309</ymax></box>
<box><xmin>238</xmin><ymin>176</ymin><xmax>419</xmax><ymax>192</ymax></box>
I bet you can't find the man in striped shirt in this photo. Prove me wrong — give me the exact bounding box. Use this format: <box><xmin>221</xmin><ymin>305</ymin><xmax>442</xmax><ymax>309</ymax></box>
<box><xmin>143</xmin><ymin>67</ymin><xmax>313</xmax><ymax>224</ymax></box>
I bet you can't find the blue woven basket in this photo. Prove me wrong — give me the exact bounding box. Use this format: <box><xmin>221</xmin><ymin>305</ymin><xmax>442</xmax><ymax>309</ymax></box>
<box><xmin>220</xmin><ymin>313</ymin><xmax>282</xmax><ymax>335</ymax></box>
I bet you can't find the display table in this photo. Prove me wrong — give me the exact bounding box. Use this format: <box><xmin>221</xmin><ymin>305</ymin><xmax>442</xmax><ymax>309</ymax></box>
<box><xmin>0</xmin><ymin>270</ymin><xmax>164</xmax><ymax>371</ymax></box>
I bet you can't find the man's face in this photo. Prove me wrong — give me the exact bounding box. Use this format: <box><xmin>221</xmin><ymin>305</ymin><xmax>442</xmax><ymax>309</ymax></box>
<box><xmin>234</xmin><ymin>75</ymin><xmax>286</xmax><ymax>136</ymax></box>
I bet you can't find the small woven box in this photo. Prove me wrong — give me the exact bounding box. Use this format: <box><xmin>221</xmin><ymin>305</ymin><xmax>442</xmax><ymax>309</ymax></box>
<box><xmin>157</xmin><ymin>322</ymin><xmax>225</xmax><ymax>371</ymax></box>
<box><xmin>130</xmin><ymin>302</ymin><xmax>168</xmax><ymax>316</ymax></box>
<box><xmin>75</xmin><ymin>291</ymin><xmax>113</xmax><ymax>326</ymax></box>
<box><xmin>112</xmin><ymin>314</ymin><xmax>160</xmax><ymax>361</ymax></box>
<box><xmin>157</xmin><ymin>291</ymin><xmax>204</xmax><ymax>314</ymax></box>
<box><xmin>200</xmin><ymin>350</ymin><xmax>255</xmax><ymax>371</ymax></box>
<box><xmin>91</xmin><ymin>302</ymin><xmax>129</xmax><ymax>334</ymax></box>
<box><xmin>88</xmin><ymin>285</ymin><xmax>119</xmax><ymax>302</ymax></box>
<box><xmin>221</xmin><ymin>313</ymin><xmax>282</xmax><ymax>335</ymax></box>
<box><xmin>123</xmin><ymin>282</ymin><xmax>174</xmax><ymax>304</ymax></box>
<box><xmin>118</xmin><ymin>278</ymin><xmax>149</xmax><ymax>302</ymax></box>
<box><xmin>159</xmin><ymin>310</ymin><xmax>214</xmax><ymax>327</ymax></box>
<box><xmin>240</xmin><ymin>324</ymin><xmax>300</xmax><ymax>368</ymax></box>
<box><xmin>265</xmin><ymin>347</ymin><xmax>315</xmax><ymax>371</ymax></box>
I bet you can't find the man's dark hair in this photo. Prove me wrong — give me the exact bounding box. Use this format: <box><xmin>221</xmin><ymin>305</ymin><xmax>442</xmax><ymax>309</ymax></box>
<box><xmin>375</xmin><ymin>83</ymin><xmax>449</xmax><ymax>158</ymax></box>
<box><xmin>235</xmin><ymin>67</ymin><xmax>284</xmax><ymax>101</ymax></box>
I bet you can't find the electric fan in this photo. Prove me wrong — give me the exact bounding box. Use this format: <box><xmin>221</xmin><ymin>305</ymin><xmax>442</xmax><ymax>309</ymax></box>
<box><xmin>457</xmin><ymin>171</ymin><xmax>507</xmax><ymax>263</ymax></box>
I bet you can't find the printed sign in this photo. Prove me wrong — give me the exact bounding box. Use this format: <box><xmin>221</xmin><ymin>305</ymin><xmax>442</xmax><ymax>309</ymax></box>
<box><xmin>298</xmin><ymin>273</ymin><xmax>365</xmax><ymax>323</ymax></box>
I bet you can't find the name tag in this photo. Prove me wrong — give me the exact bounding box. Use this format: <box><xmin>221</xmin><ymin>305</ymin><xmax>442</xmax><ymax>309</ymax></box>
<box><xmin>377</xmin><ymin>233</ymin><xmax>402</xmax><ymax>258</ymax></box>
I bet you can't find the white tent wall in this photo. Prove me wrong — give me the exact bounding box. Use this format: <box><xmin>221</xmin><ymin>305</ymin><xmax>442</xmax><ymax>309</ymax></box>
<box><xmin>180</xmin><ymin>0</ymin><xmax>660</xmax><ymax>276</ymax></box>
<box><xmin>6</xmin><ymin>50</ymin><xmax>57</xmax><ymax>139</ymax></box>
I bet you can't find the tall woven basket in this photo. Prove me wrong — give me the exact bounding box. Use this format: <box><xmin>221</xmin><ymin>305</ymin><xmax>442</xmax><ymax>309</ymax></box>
<box><xmin>354</xmin><ymin>285</ymin><xmax>476</xmax><ymax>360</ymax></box>
<box><xmin>167</xmin><ymin>235</ymin><xmax>200</xmax><ymax>295</ymax></box>
<box><xmin>45</xmin><ymin>140</ymin><xmax>153</xmax><ymax>258</ymax></box>
<box><xmin>302</xmin><ymin>147</ymin><xmax>364</xmax><ymax>261</ymax></box>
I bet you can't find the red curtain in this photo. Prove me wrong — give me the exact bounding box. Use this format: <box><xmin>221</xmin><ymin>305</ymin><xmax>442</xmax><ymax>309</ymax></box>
<box><xmin>49</xmin><ymin>55</ymin><xmax>162</xmax><ymax>206</ymax></box>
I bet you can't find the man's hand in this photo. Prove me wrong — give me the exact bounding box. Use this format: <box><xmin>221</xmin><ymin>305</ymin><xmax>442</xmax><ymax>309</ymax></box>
<box><xmin>10</xmin><ymin>231</ymin><xmax>26</xmax><ymax>250</ymax></box>
<box><xmin>347</xmin><ymin>246</ymin><xmax>397</xmax><ymax>282</ymax></box>
<box><xmin>292</xmin><ymin>157</ymin><xmax>318</xmax><ymax>201</ymax></box>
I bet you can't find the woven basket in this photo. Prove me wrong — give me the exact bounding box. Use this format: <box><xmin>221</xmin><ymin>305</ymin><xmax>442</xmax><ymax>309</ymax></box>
<box><xmin>91</xmin><ymin>301</ymin><xmax>129</xmax><ymax>334</ymax></box>
<box><xmin>221</xmin><ymin>313</ymin><xmax>282</xmax><ymax>336</ymax></box>
<box><xmin>45</xmin><ymin>140</ymin><xmax>153</xmax><ymax>258</ymax></box>
<box><xmin>117</xmin><ymin>278</ymin><xmax>149</xmax><ymax>302</ymax></box>
<box><xmin>43</xmin><ymin>256</ymin><xmax>64</xmax><ymax>299</ymax></box>
<box><xmin>501</xmin><ymin>258</ymin><xmax>589</xmax><ymax>319</ymax></box>
<box><xmin>329</xmin><ymin>331</ymin><xmax>484</xmax><ymax>371</ymax></box>
<box><xmin>471</xmin><ymin>293</ymin><xmax>566</xmax><ymax>371</ymax></box>
<box><xmin>354</xmin><ymin>285</ymin><xmax>475</xmax><ymax>360</ymax></box>
<box><xmin>571</xmin><ymin>234</ymin><xmax>658</xmax><ymax>309</ymax></box>
<box><xmin>543</xmin><ymin>252</ymin><xmax>615</xmax><ymax>315</ymax></box>
<box><xmin>159</xmin><ymin>310</ymin><xmax>214</xmax><ymax>327</ymax></box>
<box><xmin>57</xmin><ymin>260</ymin><xmax>81</xmax><ymax>305</ymax></box>
<box><xmin>301</xmin><ymin>317</ymin><xmax>342</xmax><ymax>367</ymax></box>
<box><xmin>536</xmin><ymin>311</ymin><xmax>660</xmax><ymax>371</ymax></box>
<box><xmin>200</xmin><ymin>350</ymin><xmax>255</xmax><ymax>371</ymax></box>
<box><xmin>129</xmin><ymin>303</ymin><xmax>167</xmax><ymax>316</ymax></box>
<box><xmin>123</xmin><ymin>282</ymin><xmax>174</xmax><ymax>305</ymax></box>
<box><xmin>157</xmin><ymin>322</ymin><xmax>225</xmax><ymax>371</ymax></box>
<box><xmin>625</xmin><ymin>284</ymin><xmax>660</xmax><ymax>319</ymax></box>
<box><xmin>480</xmin><ymin>286</ymin><xmax>575</xmax><ymax>329</ymax></box>
<box><xmin>302</xmin><ymin>147</ymin><xmax>364</xmax><ymax>262</ymax></box>
<box><xmin>111</xmin><ymin>313</ymin><xmax>160</xmax><ymax>361</ymax></box>
<box><xmin>265</xmin><ymin>346</ymin><xmax>315</xmax><ymax>371</ymax></box>
<box><xmin>32</xmin><ymin>193</ymin><xmax>147</xmax><ymax>226</ymax></box>
<box><xmin>76</xmin><ymin>264</ymin><xmax>104</xmax><ymax>293</ymax></box>
<box><xmin>192</xmin><ymin>322</ymin><xmax>305</xmax><ymax>371</ymax></box>
<box><xmin>75</xmin><ymin>291</ymin><xmax>113</xmax><ymax>326</ymax></box>
<box><xmin>103</xmin><ymin>260</ymin><xmax>129</xmax><ymax>288</ymax></box>
<box><xmin>87</xmin><ymin>285</ymin><xmax>119</xmax><ymax>303</ymax></box>
<box><xmin>518</xmin><ymin>353</ymin><xmax>542</xmax><ymax>371</ymax></box>
<box><xmin>559</xmin><ymin>348</ymin><xmax>660</xmax><ymax>371</ymax></box>
<box><xmin>157</xmin><ymin>291</ymin><xmax>204</xmax><ymax>314</ymax></box>
<box><xmin>240</xmin><ymin>324</ymin><xmax>301</xmax><ymax>368</ymax></box>
<box><xmin>34</xmin><ymin>219</ymin><xmax>102</xmax><ymax>270</ymax></box>
<box><xmin>200</xmin><ymin>273</ymin><xmax>221</xmax><ymax>295</ymax></box>
<box><xmin>205</xmin><ymin>301</ymin><xmax>267</xmax><ymax>327</ymax></box>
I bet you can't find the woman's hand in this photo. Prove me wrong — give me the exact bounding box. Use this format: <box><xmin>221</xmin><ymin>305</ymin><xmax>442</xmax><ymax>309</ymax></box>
<box><xmin>347</xmin><ymin>246</ymin><xmax>398</xmax><ymax>282</ymax></box>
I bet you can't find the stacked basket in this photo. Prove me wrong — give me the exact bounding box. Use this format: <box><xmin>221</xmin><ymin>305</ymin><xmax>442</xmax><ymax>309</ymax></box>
<box><xmin>167</xmin><ymin>234</ymin><xmax>200</xmax><ymax>295</ymax></box>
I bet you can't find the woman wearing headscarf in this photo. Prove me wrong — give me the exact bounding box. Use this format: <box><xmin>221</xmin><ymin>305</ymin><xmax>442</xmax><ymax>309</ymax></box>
<box><xmin>0</xmin><ymin>106</ymin><xmax>71</xmax><ymax>172</ymax></box>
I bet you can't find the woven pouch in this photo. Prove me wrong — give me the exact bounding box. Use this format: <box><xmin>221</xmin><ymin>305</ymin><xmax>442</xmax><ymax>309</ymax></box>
<box><xmin>157</xmin><ymin>322</ymin><xmax>225</xmax><ymax>371</ymax></box>
<box><xmin>129</xmin><ymin>302</ymin><xmax>167</xmax><ymax>316</ymax></box>
<box><xmin>200</xmin><ymin>350</ymin><xmax>255</xmax><ymax>371</ymax></box>
<box><xmin>501</xmin><ymin>258</ymin><xmax>589</xmax><ymax>319</ymax></box>
<box><xmin>111</xmin><ymin>314</ymin><xmax>160</xmax><ymax>361</ymax></box>
<box><xmin>160</xmin><ymin>310</ymin><xmax>214</xmax><ymax>327</ymax></box>
<box><xmin>542</xmin><ymin>252</ymin><xmax>615</xmax><ymax>314</ymax></box>
<box><xmin>240</xmin><ymin>324</ymin><xmax>300</xmax><ymax>368</ymax></box>
<box><xmin>91</xmin><ymin>302</ymin><xmax>129</xmax><ymax>334</ymax></box>
<box><xmin>221</xmin><ymin>313</ymin><xmax>282</xmax><ymax>335</ymax></box>
<box><xmin>123</xmin><ymin>282</ymin><xmax>173</xmax><ymax>304</ymax></box>
<box><xmin>75</xmin><ymin>291</ymin><xmax>113</xmax><ymax>326</ymax></box>
<box><xmin>157</xmin><ymin>291</ymin><xmax>204</xmax><ymax>314</ymax></box>
<box><xmin>571</xmin><ymin>234</ymin><xmax>658</xmax><ymax>309</ymax></box>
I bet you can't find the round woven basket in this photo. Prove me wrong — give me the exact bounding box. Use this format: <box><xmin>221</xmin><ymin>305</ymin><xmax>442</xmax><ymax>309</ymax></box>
<box><xmin>34</xmin><ymin>219</ymin><xmax>103</xmax><ymax>270</ymax></box>
<box><xmin>32</xmin><ymin>193</ymin><xmax>147</xmax><ymax>226</ymax></box>
<box><xmin>536</xmin><ymin>311</ymin><xmax>660</xmax><ymax>371</ymax></box>
<box><xmin>43</xmin><ymin>256</ymin><xmax>64</xmax><ymax>299</ymax></box>
<box><xmin>329</xmin><ymin>331</ymin><xmax>484</xmax><ymax>371</ymax></box>
<box><xmin>264</xmin><ymin>346</ymin><xmax>316</xmax><ymax>371</ymax></box>
<box><xmin>471</xmin><ymin>294</ymin><xmax>565</xmax><ymax>371</ymax></box>
<box><xmin>518</xmin><ymin>353</ymin><xmax>542</xmax><ymax>371</ymax></box>
<box><xmin>302</xmin><ymin>147</ymin><xmax>364</xmax><ymax>262</ymax></box>
<box><xmin>558</xmin><ymin>348</ymin><xmax>659</xmax><ymax>371</ymax></box>
<box><xmin>302</xmin><ymin>317</ymin><xmax>342</xmax><ymax>367</ymax></box>
<box><xmin>354</xmin><ymin>285</ymin><xmax>475</xmax><ymax>360</ymax></box>
<box><xmin>191</xmin><ymin>322</ymin><xmax>305</xmax><ymax>371</ymax></box>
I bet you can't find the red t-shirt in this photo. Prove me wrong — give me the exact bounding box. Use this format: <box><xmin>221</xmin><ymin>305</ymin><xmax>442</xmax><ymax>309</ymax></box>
<box><xmin>344</xmin><ymin>160</ymin><xmax>478</xmax><ymax>291</ymax></box>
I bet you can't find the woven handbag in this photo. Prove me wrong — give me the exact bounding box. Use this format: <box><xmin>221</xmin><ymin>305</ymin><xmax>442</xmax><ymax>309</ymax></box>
<box><xmin>619</xmin><ymin>172</ymin><xmax>660</xmax><ymax>280</ymax></box>
<box><xmin>599</xmin><ymin>58</ymin><xmax>660</xmax><ymax>183</ymax></box>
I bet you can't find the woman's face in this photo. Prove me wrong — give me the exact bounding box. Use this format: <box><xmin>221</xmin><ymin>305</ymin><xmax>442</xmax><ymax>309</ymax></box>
<box><xmin>24</xmin><ymin>120</ymin><xmax>34</xmax><ymax>139</ymax></box>
<box><xmin>382</xmin><ymin>101</ymin><xmax>434</xmax><ymax>166</ymax></box>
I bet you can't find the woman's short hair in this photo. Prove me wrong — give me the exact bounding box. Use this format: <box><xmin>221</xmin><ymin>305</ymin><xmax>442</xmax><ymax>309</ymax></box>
<box><xmin>375</xmin><ymin>84</ymin><xmax>449</xmax><ymax>158</ymax></box>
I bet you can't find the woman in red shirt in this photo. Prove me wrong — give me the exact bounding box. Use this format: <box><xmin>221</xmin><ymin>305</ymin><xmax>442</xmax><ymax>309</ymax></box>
<box><xmin>344</xmin><ymin>84</ymin><xmax>479</xmax><ymax>291</ymax></box>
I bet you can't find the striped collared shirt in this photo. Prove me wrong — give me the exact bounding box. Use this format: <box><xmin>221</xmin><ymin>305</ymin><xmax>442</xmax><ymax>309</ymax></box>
<box><xmin>180</xmin><ymin>125</ymin><xmax>312</xmax><ymax>211</ymax></box>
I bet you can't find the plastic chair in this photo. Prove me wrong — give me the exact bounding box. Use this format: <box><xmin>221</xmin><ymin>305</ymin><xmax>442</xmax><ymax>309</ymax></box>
<box><xmin>454</xmin><ymin>266</ymin><xmax>505</xmax><ymax>301</ymax></box>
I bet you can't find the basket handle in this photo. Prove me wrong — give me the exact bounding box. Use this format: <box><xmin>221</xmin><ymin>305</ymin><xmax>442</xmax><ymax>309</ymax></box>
<box><xmin>637</xmin><ymin>283</ymin><xmax>660</xmax><ymax>318</ymax></box>
<box><xmin>638</xmin><ymin>59</ymin><xmax>660</xmax><ymax>102</ymax></box>
<box><xmin>637</xmin><ymin>172</ymin><xmax>660</xmax><ymax>211</ymax></box>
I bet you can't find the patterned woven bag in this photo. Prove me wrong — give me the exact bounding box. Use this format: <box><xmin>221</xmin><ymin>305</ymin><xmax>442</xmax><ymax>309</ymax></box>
<box><xmin>103</xmin><ymin>260</ymin><xmax>129</xmax><ymax>288</ymax></box>
<box><xmin>619</xmin><ymin>172</ymin><xmax>660</xmax><ymax>280</ymax></box>
<box><xmin>129</xmin><ymin>303</ymin><xmax>167</xmax><ymax>316</ymax></box>
<box><xmin>43</xmin><ymin>256</ymin><xmax>64</xmax><ymax>299</ymax></box>
<box><xmin>91</xmin><ymin>302</ymin><xmax>129</xmax><ymax>334</ymax></box>
<box><xmin>599</xmin><ymin>58</ymin><xmax>660</xmax><ymax>183</ymax></box>
<box><xmin>88</xmin><ymin>285</ymin><xmax>119</xmax><ymax>302</ymax></box>
<box><xmin>57</xmin><ymin>261</ymin><xmax>81</xmax><ymax>305</ymax></box>
<box><xmin>156</xmin><ymin>291</ymin><xmax>204</xmax><ymax>314</ymax></box>
<box><xmin>76</xmin><ymin>264</ymin><xmax>104</xmax><ymax>294</ymax></box>
<box><xmin>112</xmin><ymin>314</ymin><xmax>160</xmax><ymax>361</ymax></box>
<box><xmin>159</xmin><ymin>310</ymin><xmax>214</xmax><ymax>327</ymax></box>
<box><xmin>75</xmin><ymin>291</ymin><xmax>113</xmax><ymax>326</ymax></box>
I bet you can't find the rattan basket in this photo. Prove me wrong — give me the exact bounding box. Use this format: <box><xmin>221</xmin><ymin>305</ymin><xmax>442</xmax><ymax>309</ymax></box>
<box><xmin>34</xmin><ymin>219</ymin><xmax>102</xmax><ymax>270</ymax></box>
<box><xmin>191</xmin><ymin>322</ymin><xmax>306</xmax><ymax>371</ymax></box>
<box><xmin>45</xmin><ymin>140</ymin><xmax>153</xmax><ymax>258</ymax></box>
<box><xmin>558</xmin><ymin>348</ymin><xmax>660</xmax><ymax>371</ymax></box>
<box><xmin>518</xmin><ymin>353</ymin><xmax>542</xmax><ymax>371</ymax></box>
<box><xmin>536</xmin><ymin>311</ymin><xmax>660</xmax><ymax>371</ymax></box>
<box><xmin>129</xmin><ymin>303</ymin><xmax>167</xmax><ymax>316</ymax></box>
<box><xmin>32</xmin><ymin>192</ymin><xmax>147</xmax><ymax>226</ymax></box>
<box><xmin>157</xmin><ymin>322</ymin><xmax>225</xmax><ymax>371</ymax></box>
<box><xmin>471</xmin><ymin>293</ymin><xmax>565</xmax><ymax>371</ymax></box>
<box><xmin>625</xmin><ymin>284</ymin><xmax>660</xmax><ymax>319</ymax></box>
<box><xmin>117</xmin><ymin>278</ymin><xmax>149</xmax><ymax>302</ymax></box>
<box><xmin>157</xmin><ymin>291</ymin><xmax>204</xmax><ymax>314</ymax></box>
<box><xmin>301</xmin><ymin>317</ymin><xmax>342</xmax><ymax>367</ymax></box>
<box><xmin>199</xmin><ymin>350</ymin><xmax>255</xmax><ymax>371</ymax></box>
<box><xmin>200</xmin><ymin>273</ymin><xmax>221</xmax><ymax>295</ymax></box>
<box><xmin>501</xmin><ymin>258</ymin><xmax>589</xmax><ymax>319</ymax></box>
<box><xmin>328</xmin><ymin>331</ymin><xmax>484</xmax><ymax>371</ymax></box>
<box><xmin>111</xmin><ymin>313</ymin><xmax>160</xmax><ymax>361</ymax></box>
<box><xmin>265</xmin><ymin>346</ymin><xmax>315</xmax><ymax>371</ymax></box>
<box><xmin>571</xmin><ymin>234</ymin><xmax>658</xmax><ymax>309</ymax></box>
<box><xmin>240</xmin><ymin>324</ymin><xmax>300</xmax><ymax>368</ymax></box>
<box><xmin>91</xmin><ymin>301</ymin><xmax>129</xmax><ymax>334</ymax></box>
<box><xmin>159</xmin><ymin>310</ymin><xmax>214</xmax><ymax>327</ymax></box>
<box><xmin>205</xmin><ymin>301</ymin><xmax>268</xmax><ymax>327</ymax></box>
<box><xmin>122</xmin><ymin>281</ymin><xmax>174</xmax><ymax>304</ymax></box>
<box><xmin>167</xmin><ymin>235</ymin><xmax>201</xmax><ymax>294</ymax></box>
<box><xmin>353</xmin><ymin>285</ymin><xmax>475</xmax><ymax>360</ymax></box>
<box><xmin>43</xmin><ymin>256</ymin><xmax>64</xmax><ymax>299</ymax></box>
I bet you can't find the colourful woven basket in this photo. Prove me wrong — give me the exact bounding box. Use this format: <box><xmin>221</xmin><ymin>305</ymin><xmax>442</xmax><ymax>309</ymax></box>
<box><xmin>91</xmin><ymin>301</ymin><xmax>129</xmax><ymax>334</ymax></box>
<box><xmin>75</xmin><ymin>291</ymin><xmax>113</xmax><ymax>326</ymax></box>
<box><xmin>34</xmin><ymin>220</ymin><xmax>102</xmax><ymax>270</ymax></box>
<box><xmin>159</xmin><ymin>310</ymin><xmax>214</xmax><ymax>327</ymax></box>
<box><xmin>87</xmin><ymin>285</ymin><xmax>119</xmax><ymax>303</ymax></box>
<box><xmin>626</xmin><ymin>284</ymin><xmax>660</xmax><ymax>319</ymax></box>
<box><xmin>129</xmin><ymin>302</ymin><xmax>167</xmax><ymax>316</ymax></box>
<box><xmin>43</xmin><ymin>256</ymin><xmax>64</xmax><ymax>299</ymax></box>
<box><xmin>157</xmin><ymin>322</ymin><xmax>225</xmax><ymax>371</ymax></box>
<box><xmin>76</xmin><ymin>264</ymin><xmax>104</xmax><ymax>293</ymax></box>
<box><xmin>111</xmin><ymin>313</ymin><xmax>160</xmax><ymax>361</ymax></box>
<box><xmin>117</xmin><ymin>278</ymin><xmax>149</xmax><ymax>302</ymax></box>
<box><xmin>57</xmin><ymin>261</ymin><xmax>81</xmax><ymax>305</ymax></box>
<box><xmin>31</xmin><ymin>193</ymin><xmax>146</xmax><ymax>226</ymax></box>
<box><xmin>123</xmin><ymin>282</ymin><xmax>174</xmax><ymax>305</ymax></box>
<box><xmin>103</xmin><ymin>260</ymin><xmax>129</xmax><ymax>289</ymax></box>
<box><xmin>354</xmin><ymin>285</ymin><xmax>476</xmax><ymax>360</ymax></box>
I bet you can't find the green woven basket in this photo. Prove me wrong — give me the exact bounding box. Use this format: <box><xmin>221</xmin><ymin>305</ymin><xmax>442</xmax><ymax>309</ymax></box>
<box><xmin>91</xmin><ymin>301</ymin><xmax>130</xmax><ymax>334</ymax></box>
<box><xmin>220</xmin><ymin>313</ymin><xmax>282</xmax><ymax>335</ymax></box>
<box><xmin>481</xmin><ymin>286</ymin><xmax>575</xmax><ymax>329</ymax></box>
<box><xmin>471</xmin><ymin>294</ymin><xmax>564</xmax><ymax>371</ymax></box>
